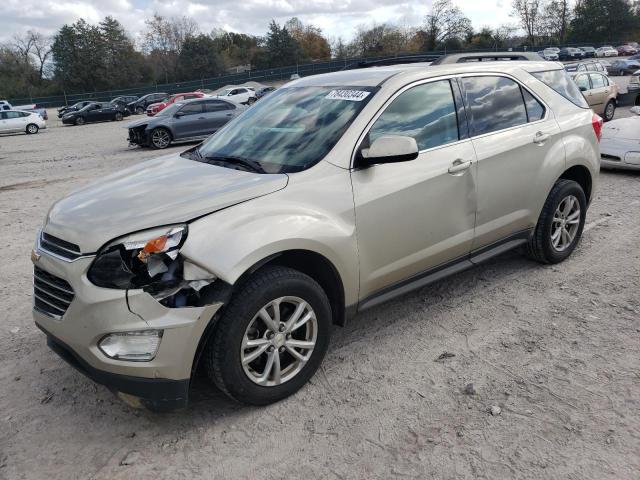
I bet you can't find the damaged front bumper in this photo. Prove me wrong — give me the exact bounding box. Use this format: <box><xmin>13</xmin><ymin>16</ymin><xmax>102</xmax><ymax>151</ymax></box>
<box><xmin>32</xmin><ymin>248</ymin><xmax>222</xmax><ymax>411</ymax></box>
<box><xmin>128</xmin><ymin>126</ymin><xmax>150</xmax><ymax>147</ymax></box>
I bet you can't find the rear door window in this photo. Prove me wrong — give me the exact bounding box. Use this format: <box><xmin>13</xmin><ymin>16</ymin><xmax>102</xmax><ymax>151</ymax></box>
<box><xmin>590</xmin><ymin>74</ymin><xmax>607</xmax><ymax>88</ymax></box>
<box><xmin>368</xmin><ymin>79</ymin><xmax>459</xmax><ymax>151</ymax></box>
<box><xmin>574</xmin><ymin>74</ymin><xmax>591</xmax><ymax>91</ymax></box>
<box><xmin>178</xmin><ymin>103</ymin><xmax>203</xmax><ymax>115</ymax></box>
<box><xmin>461</xmin><ymin>76</ymin><xmax>528</xmax><ymax>136</ymax></box>
<box><xmin>531</xmin><ymin>70</ymin><xmax>590</xmax><ymax>108</ymax></box>
<box><xmin>205</xmin><ymin>101</ymin><xmax>234</xmax><ymax>112</ymax></box>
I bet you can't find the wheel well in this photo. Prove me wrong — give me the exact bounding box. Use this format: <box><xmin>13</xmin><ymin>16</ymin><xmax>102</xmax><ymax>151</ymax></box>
<box><xmin>560</xmin><ymin>165</ymin><xmax>592</xmax><ymax>203</ymax></box>
<box><xmin>242</xmin><ymin>250</ymin><xmax>347</xmax><ymax>326</ymax></box>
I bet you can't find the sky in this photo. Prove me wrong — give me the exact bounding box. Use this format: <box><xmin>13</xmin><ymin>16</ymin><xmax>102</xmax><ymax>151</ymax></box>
<box><xmin>0</xmin><ymin>0</ymin><xmax>515</xmax><ymax>44</ymax></box>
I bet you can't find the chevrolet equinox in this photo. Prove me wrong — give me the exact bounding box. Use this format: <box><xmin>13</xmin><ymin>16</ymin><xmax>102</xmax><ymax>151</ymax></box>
<box><xmin>33</xmin><ymin>58</ymin><xmax>601</xmax><ymax>410</ymax></box>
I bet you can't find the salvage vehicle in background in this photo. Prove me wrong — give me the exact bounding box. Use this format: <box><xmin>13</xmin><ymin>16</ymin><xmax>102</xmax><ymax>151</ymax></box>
<box><xmin>58</xmin><ymin>101</ymin><xmax>94</xmax><ymax>118</ymax></box>
<box><xmin>538</xmin><ymin>49</ymin><xmax>559</xmax><ymax>61</ymax></box>
<box><xmin>600</xmin><ymin>109</ymin><xmax>640</xmax><ymax>170</ymax></box>
<box><xmin>33</xmin><ymin>55</ymin><xmax>600</xmax><ymax>410</ymax></box>
<box><xmin>628</xmin><ymin>71</ymin><xmax>640</xmax><ymax>92</ymax></box>
<box><xmin>616</xmin><ymin>45</ymin><xmax>638</xmax><ymax>56</ymax></box>
<box><xmin>559</xmin><ymin>47</ymin><xmax>585</xmax><ymax>61</ymax></box>
<box><xmin>579</xmin><ymin>47</ymin><xmax>597</xmax><ymax>58</ymax></box>
<box><xmin>571</xmin><ymin>71</ymin><xmax>619</xmax><ymax>121</ymax></box>
<box><xmin>596</xmin><ymin>46</ymin><xmax>618</xmax><ymax>58</ymax></box>
<box><xmin>606</xmin><ymin>59</ymin><xmax>640</xmax><ymax>76</ymax></box>
<box><xmin>255</xmin><ymin>86</ymin><xmax>276</xmax><ymax>100</ymax></box>
<box><xmin>127</xmin><ymin>97</ymin><xmax>244</xmax><ymax>149</ymax></box>
<box><xmin>564</xmin><ymin>60</ymin><xmax>607</xmax><ymax>73</ymax></box>
<box><xmin>215</xmin><ymin>86</ymin><xmax>257</xmax><ymax>105</ymax></box>
<box><xmin>126</xmin><ymin>92</ymin><xmax>168</xmax><ymax>115</ymax></box>
<box><xmin>0</xmin><ymin>100</ymin><xmax>48</xmax><ymax>120</ymax></box>
<box><xmin>0</xmin><ymin>110</ymin><xmax>46</xmax><ymax>134</ymax></box>
<box><xmin>146</xmin><ymin>92</ymin><xmax>205</xmax><ymax>116</ymax></box>
<box><xmin>61</xmin><ymin>102</ymin><xmax>125</xmax><ymax>125</ymax></box>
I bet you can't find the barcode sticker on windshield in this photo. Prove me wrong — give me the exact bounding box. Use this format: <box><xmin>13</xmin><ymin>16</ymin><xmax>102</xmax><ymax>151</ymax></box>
<box><xmin>325</xmin><ymin>90</ymin><xmax>371</xmax><ymax>101</ymax></box>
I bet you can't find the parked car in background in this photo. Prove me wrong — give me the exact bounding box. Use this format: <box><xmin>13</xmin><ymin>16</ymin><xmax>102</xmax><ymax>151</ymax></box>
<box><xmin>0</xmin><ymin>100</ymin><xmax>48</xmax><ymax>120</ymax></box>
<box><xmin>606</xmin><ymin>59</ymin><xmax>640</xmax><ymax>76</ymax></box>
<box><xmin>616</xmin><ymin>45</ymin><xmax>638</xmax><ymax>56</ymax></box>
<box><xmin>579</xmin><ymin>46</ymin><xmax>597</xmax><ymax>58</ymax></box>
<box><xmin>571</xmin><ymin>71</ymin><xmax>619</xmax><ymax>121</ymax></box>
<box><xmin>34</xmin><ymin>56</ymin><xmax>601</xmax><ymax>409</ymax></box>
<box><xmin>559</xmin><ymin>47</ymin><xmax>585</xmax><ymax>60</ymax></box>
<box><xmin>538</xmin><ymin>49</ymin><xmax>559</xmax><ymax>61</ymax></box>
<box><xmin>61</xmin><ymin>102</ymin><xmax>125</xmax><ymax>125</ymax></box>
<box><xmin>146</xmin><ymin>92</ymin><xmax>205</xmax><ymax>116</ymax></box>
<box><xmin>126</xmin><ymin>93</ymin><xmax>168</xmax><ymax>115</ymax></box>
<box><xmin>215</xmin><ymin>87</ymin><xmax>257</xmax><ymax>105</ymax></box>
<box><xmin>600</xmin><ymin>111</ymin><xmax>640</xmax><ymax>170</ymax></box>
<box><xmin>109</xmin><ymin>95</ymin><xmax>138</xmax><ymax>114</ymax></box>
<box><xmin>596</xmin><ymin>46</ymin><xmax>618</xmax><ymax>57</ymax></box>
<box><xmin>628</xmin><ymin>71</ymin><xmax>640</xmax><ymax>92</ymax></box>
<box><xmin>58</xmin><ymin>101</ymin><xmax>94</xmax><ymax>118</ymax></box>
<box><xmin>0</xmin><ymin>110</ymin><xmax>46</xmax><ymax>134</ymax></box>
<box><xmin>564</xmin><ymin>60</ymin><xmax>607</xmax><ymax>73</ymax></box>
<box><xmin>255</xmin><ymin>86</ymin><xmax>276</xmax><ymax>99</ymax></box>
<box><xmin>127</xmin><ymin>97</ymin><xmax>245</xmax><ymax>149</ymax></box>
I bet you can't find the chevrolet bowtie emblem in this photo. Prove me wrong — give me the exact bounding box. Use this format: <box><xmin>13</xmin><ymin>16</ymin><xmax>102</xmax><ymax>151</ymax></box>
<box><xmin>31</xmin><ymin>249</ymin><xmax>41</xmax><ymax>263</ymax></box>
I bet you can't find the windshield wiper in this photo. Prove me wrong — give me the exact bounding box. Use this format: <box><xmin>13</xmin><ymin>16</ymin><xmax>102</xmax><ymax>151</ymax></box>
<box><xmin>202</xmin><ymin>154</ymin><xmax>266</xmax><ymax>174</ymax></box>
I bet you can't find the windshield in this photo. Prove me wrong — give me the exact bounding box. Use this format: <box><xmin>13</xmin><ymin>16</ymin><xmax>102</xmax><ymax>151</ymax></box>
<box><xmin>196</xmin><ymin>86</ymin><xmax>376</xmax><ymax>173</ymax></box>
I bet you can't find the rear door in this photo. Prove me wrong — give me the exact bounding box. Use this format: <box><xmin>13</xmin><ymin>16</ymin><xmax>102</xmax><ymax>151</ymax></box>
<box><xmin>587</xmin><ymin>73</ymin><xmax>609</xmax><ymax>114</ymax></box>
<box><xmin>201</xmin><ymin>100</ymin><xmax>236</xmax><ymax>134</ymax></box>
<box><xmin>4</xmin><ymin>111</ymin><xmax>26</xmax><ymax>132</ymax></box>
<box><xmin>460</xmin><ymin>74</ymin><xmax>564</xmax><ymax>250</ymax></box>
<box><xmin>0</xmin><ymin>112</ymin><xmax>9</xmax><ymax>132</ymax></box>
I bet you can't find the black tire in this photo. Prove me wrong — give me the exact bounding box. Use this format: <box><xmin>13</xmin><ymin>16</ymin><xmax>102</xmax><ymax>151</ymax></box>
<box><xmin>75</xmin><ymin>116</ymin><xmax>85</xmax><ymax>126</ymax></box>
<box><xmin>205</xmin><ymin>265</ymin><xmax>332</xmax><ymax>405</ymax></box>
<box><xmin>25</xmin><ymin>124</ymin><xmax>39</xmax><ymax>134</ymax></box>
<box><xmin>603</xmin><ymin>100</ymin><xmax>616</xmax><ymax>122</ymax></box>
<box><xmin>136</xmin><ymin>106</ymin><xmax>145</xmax><ymax>115</ymax></box>
<box><xmin>150</xmin><ymin>127</ymin><xmax>172</xmax><ymax>149</ymax></box>
<box><xmin>247</xmin><ymin>97</ymin><xmax>256</xmax><ymax>105</ymax></box>
<box><xmin>114</xmin><ymin>112</ymin><xmax>123</xmax><ymax>121</ymax></box>
<box><xmin>526</xmin><ymin>179</ymin><xmax>587</xmax><ymax>264</ymax></box>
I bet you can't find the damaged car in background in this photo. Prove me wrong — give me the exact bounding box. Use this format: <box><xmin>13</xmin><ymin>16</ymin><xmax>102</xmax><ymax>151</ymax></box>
<box><xmin>600</xmin><ymin>106</ymin><xmax>640</xmax><ymax>170</ymax></box>
<box><xmin>127</xmin><ymin>97</ymin><xmax>244</xmax><ymax>149</ymax></box>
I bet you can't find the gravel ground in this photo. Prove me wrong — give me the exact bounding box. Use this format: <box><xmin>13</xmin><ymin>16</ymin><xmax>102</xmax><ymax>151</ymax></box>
<box><xmin>0</xmin><ymin>106</ymin><xmax>639</xmax><ymax>480</ymax></box>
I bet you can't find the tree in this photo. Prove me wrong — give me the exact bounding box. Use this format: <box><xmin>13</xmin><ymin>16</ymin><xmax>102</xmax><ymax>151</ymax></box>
<box><xmin>511</xmin><ymin>0</ymin><xmax>542</xmax><ymax>46</ymax></box>
<box><xmin>570</xmin><ymin>0</ymin><xmax>639</xmax><ymax>43</ymax></box>
<box><xmin>541</xmin><ymin>0</ymin><xmax>571</xmax><ymax>43</ymax></box>
<box><xmin>177</xmin><ymin>34</ymin><xmax>224</xmax><ymax>79</ymax></box>
<box><xmin>253</xmin><ymin>20</ymin><xmax>302</xmax><ymax>68</ymax></box>
<box><xmin>211</xmin><ymin>30</ymin><xmax>259</xmax><ymax>68</ymax></box>
<box><xmin>285</xmin><ymin>18</ymin><xmax>331</xmax><ymax>61</ymax></box>
<box><xmin>423</xmin><ymin>0</ymin><xmax>472</xmax><ymax>50</ymax></box>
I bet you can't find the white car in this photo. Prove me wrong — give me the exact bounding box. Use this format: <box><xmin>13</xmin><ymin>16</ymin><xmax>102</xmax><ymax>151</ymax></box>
<box><xmin>0</xmin><ymin>110</ymin><xmax>46</xmax><ymax>134</ymax></box>
<box><xmin>539</xmin><ymin>49</ymin><xmax>559</xmax><ymax>61</ymax></box>
<box><xmin>596</xmin><ymin>46</ymin><xmax>618</xmax><ymax>58</ymax></box>
<box><xmin>600</xmin><ymin>109</ymin><xmax>640</xmax><ymax>170</ymax></box>
<box><xmin>215</xmin><ymin>87</ymin><xmax>256</xmax><ymax>105</ymax></box>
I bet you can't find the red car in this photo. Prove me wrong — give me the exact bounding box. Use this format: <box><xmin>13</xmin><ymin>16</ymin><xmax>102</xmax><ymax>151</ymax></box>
<box><xmin>616</xmin><ymin>45</ymin><xmax>638</xmax><ymax>56</ymax></box>
<box><xmin>146</xmin><ymin>92</ymin><xmax>205</xmax><ymax>116</ymax></box>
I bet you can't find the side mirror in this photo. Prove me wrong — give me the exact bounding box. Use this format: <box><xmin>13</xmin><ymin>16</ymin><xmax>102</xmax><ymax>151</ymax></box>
<box><xmin>358</xmin><ymin>135</ymin><xmax>419</xmax><ymax>167</ymax></box>
<box><xmin>174</xmin><ymin>111</ymin><xmax>185</xmax><ymax>118</ymax></box>
<box><xmin>579</xmin><ymin>86</ymin><xmax>587</xmax><ymax>92</ymax></box>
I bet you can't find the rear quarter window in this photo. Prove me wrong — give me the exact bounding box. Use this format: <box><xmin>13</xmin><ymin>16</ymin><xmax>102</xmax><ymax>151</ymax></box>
<box><xmin>531</xmin><ymin>70</ymin><xmax>590</xmax><ymax>108</ymax></box>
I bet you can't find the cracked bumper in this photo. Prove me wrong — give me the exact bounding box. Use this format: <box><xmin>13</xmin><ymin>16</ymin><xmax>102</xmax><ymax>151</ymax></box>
<box><xmin>32</xmin><ymin>251</ymin><xmax>222</xmax><ymax>408</ymax></box>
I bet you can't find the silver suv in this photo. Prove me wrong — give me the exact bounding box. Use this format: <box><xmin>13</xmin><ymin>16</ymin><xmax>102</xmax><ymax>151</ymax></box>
<box><xmin>33</xmin><ymin>58</ymin><xmax>601</xmax><ymax>410</ymax></box>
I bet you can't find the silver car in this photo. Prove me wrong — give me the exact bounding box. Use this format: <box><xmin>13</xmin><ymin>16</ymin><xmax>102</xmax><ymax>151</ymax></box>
<box><xmin>33</xmin><ymin>57</ymin><xmax>600</xmax><ymax>409</ymax></box>
<box><xmin>127</xmin><ymin>98</ymin><xmax>245</xmax><ymax>149</ymax></box>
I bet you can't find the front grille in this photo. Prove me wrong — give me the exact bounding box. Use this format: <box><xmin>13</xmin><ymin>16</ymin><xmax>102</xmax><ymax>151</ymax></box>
<box><xmin>40</xmin><ymin>232</ymin><xmax>82</xmax><ymax>260</ymax></box>
<box><xmin>601</xmin><ymin>153</ymin><xmax>621</xmax><ymax>162</ymax></box>
<box><xmin>33</xmin><ymin>266</ymin><xmax>75</xmax><ymax>319</ymax></box>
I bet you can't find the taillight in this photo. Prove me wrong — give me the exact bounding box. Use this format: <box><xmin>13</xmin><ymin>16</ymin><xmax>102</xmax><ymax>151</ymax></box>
<box><xmin>592</xmin><ymin>113</ymin><xmax>603</xmax><ymax>142</ymax></box>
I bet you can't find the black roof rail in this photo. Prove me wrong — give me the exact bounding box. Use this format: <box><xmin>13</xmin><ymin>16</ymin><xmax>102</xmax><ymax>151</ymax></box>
<box><xmin>343</xmin><ymin>55</ymin><xmax>442</xmax><ymax>70</ymax></box>
<box><xmin>431</xmin><ymin>52</ymin><xmax>544</xmax><ymax>64</ymax></box>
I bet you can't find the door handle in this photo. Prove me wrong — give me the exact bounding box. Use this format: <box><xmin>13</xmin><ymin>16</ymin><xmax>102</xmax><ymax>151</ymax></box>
<box><xmin>448</xmin><ymin>159</ymin><xmax>472</xmax><ymax>174</ymax></box>
<box><xmin>533</xmin><ymin>131</ymin><xmax>550</xmax><ymax>144</ymax></box>
<box><xmin>226</xmin><ymin>113</ymin><xmax>233</xmax><ymax>116</ymax></box>
<box><xmin>198</xmin><ymin>117</ymin><xmax>205</xmax><ymax>120</ymax></box>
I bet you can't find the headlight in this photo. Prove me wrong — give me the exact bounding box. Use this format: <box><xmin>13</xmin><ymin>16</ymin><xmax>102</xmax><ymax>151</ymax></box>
<box><xmin>98</xmin><ymin>330</ymin><xmax>163</xmax><ymax>361</ymax></box>
<box><xmin>88</xmin><ymin>225</ymin><xmax>187</xmax><ymax>289</ymax></box>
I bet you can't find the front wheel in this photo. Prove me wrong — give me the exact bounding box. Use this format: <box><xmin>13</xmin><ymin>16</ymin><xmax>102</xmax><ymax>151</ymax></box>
<box><xmin>26</xmin><ymin>124</ymin><xmax>39</xmax><ymax>134</ymax></box>
<box><xmin>135</xmin><ymin>106</ymin><xmax>145</xmax><ymax>115</ymax></box>
<box><xmin>526</xmin><ymin>179</ymin><xmax>587</xmax><ymax>264</ymax></box>
<box><xmin>150</xmin><ymin>128</ymin><xmax>171</xmax><ymax>149</ymax></box>
<box><xmin>603</xmin><ymin>100</ymin><xmax>616</xmax><ymax>122</ymax></box>
<box><xmin>75</xmin><ymin>116</ymin><xmax>85</xmax><ymax>126</ymax></box>
<box><xmin>205</xmin><ymin>266</ymin><xmax>332</xmax><ymax>405</ymax></box>
<box><xmin>115</xmin><ymin>112</ymin><xmax>123</xmax><ymax>121</ymax></box>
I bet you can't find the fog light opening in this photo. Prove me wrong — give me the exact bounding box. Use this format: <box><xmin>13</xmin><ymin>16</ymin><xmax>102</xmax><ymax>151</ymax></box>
<box><xmin>98</xmin><ymin>330</ymin><xmax>163</xmax><ymax>362</ymax></box>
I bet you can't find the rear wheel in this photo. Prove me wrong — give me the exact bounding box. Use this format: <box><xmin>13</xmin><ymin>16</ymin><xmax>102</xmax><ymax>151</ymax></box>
<box><xmin>150</xmin><ymin>128</ymin><xmax>171</xmax><ymax>149</ymax></box>
<box><xmin>135</xmin><ymin>106</ymin><xmax>144</xmax><ymax>115</ymax></box>
<box><xmin>26</xmin><ymin>124</ymin><xmax>39</xmax><ymax>134</ymax></box>
<box><xmin>603</xmin><ymin>100</ymin><xmax>616</xmax><ymax>122</ymax></box>
<box><xmin>114</xmin><ymin>112</ymin><xmax>123</xmax><ymax>121</ymax></box>
<box><xmin>205</xmin><ymin>266</ymin><xmax>332</xmax><ymax>405</ymax></box>
<box><xmin>526</xmin><ymin>179</ymin><xmax>587</xmax><ymax>264</ymax></box>
<box><xmin>74</xmin><ymin>117</ymin><xmax>85</xmax><ymax>126</ymax></box>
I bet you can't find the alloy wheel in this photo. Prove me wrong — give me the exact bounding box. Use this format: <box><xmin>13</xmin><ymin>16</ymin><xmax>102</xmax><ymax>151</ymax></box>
<box><xmin>240</xmin><ymin>296</ymin><xmax>317</xmax><ymax>387</ymax></box>
<box><xmin>551</xmin><ymin>195</ymin><xmax>581</xmax><ymax>252</ymax></box>
<box><xmin>27</xmin><ymin>124</ymin><xmax>38</xmax><ymax>134</ymax></box>
<box><xmin>151</xmin><ymin>129</ymin><xmax>171</xmax><ymax>148</ymax></box>
<box><xmin>605</xmin><ymin>102</ymin><xmax>615</xmax><ymax>121</ymax></box>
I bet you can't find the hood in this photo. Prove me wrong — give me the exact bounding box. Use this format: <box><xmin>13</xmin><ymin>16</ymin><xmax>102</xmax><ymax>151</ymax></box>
<box><xmin>44</xmin><ymin>154</ymin><xmax>289</xmax><ymax>253</ymax></box>
<box><xmin>601</xmin><ymin>116</ymin><xmax>640</xmax><ymax>140</ymax></box>
<box><xmin>125</xmin><ymin>117</ymin><xmax>154</xmax><ymax>129</ymax></box>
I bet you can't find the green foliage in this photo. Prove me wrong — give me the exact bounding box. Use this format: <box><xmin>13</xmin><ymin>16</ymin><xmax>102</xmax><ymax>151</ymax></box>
<box><xmin>570</xmin><ymin>0</ymin><xmax>639</xmax><ymax>43</ymax></box>
<box><xmin>178</xmin><ymin>35</ymin><xmax>224</xmax><ymax>78</ymax></box>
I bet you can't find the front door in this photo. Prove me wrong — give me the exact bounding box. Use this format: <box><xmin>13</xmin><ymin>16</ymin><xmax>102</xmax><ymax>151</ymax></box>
<box><xmin>172</xmin><ymin>102</ymin><xmax>204</xmax><ymax>139</ymax></box>
<box><xmin>352</xmin><ymin>79</ymin><xmax>477</xmax><ymax>300</ymax></box>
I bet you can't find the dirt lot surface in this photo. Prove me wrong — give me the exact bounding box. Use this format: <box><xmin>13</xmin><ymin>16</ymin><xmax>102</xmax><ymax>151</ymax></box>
<box><xmin>0</xmin><ymin>107</ymin><xmax>639</xmax><ymax>480</ymax></box>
